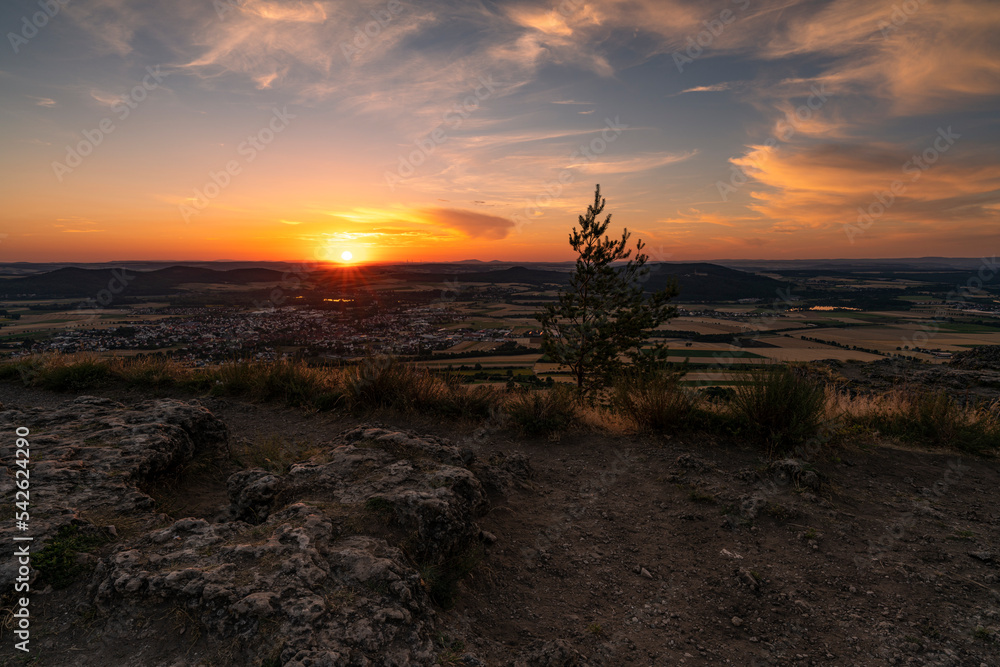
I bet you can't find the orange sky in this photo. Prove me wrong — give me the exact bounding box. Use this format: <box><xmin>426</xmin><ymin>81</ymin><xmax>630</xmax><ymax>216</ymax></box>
<box><xmin>1</xmin><ymin>0</ymin><xmax>999</xmax><ymax>263</ymax></box>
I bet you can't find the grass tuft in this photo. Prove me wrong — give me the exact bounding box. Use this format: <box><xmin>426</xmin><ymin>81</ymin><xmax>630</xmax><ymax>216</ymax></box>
<box><xmin>728</xmin><ymin>364</ymin><xmax>826</xmax><ymax>454</ymax></box>
<box><xmin>33</xmin><ymin>523</ymin><xmax>113</xmax><ymax>589</ymax></box>
<box><xmin>609</xmin><ymin>371</ymin><xmax>695</xmax><ymax>433</ymax></box>
<box><xmin>503</xmin><ymin>385</ymin><xmax>578</xmax><ymax>436</ymax></box>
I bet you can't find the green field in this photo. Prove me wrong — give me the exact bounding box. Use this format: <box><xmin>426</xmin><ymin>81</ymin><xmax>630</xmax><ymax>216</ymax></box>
<box><xmin>938</xmin><ymin>322</ymin><xmax>1000</xmax><ymax>333</ymax></box>
<box><xmin>666</xmin><ymin>349</ymin><xmax>764</xmax><ymax>359</ymax></box>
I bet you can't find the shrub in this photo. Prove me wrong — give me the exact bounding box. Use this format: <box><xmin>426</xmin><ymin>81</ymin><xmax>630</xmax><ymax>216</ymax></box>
<box><xmin>609</xmin><ymin>371</ymin><xmax>695</xmax><ymax>433</ymax></box>
<box><xmin>419</xmin><ymin>545</ymin><xmax>483</xmax><ymax>609</ymax></box>
<box><xmin>0</xmin><ymin>355</ymin><xmax>49</xmax><ymax>385</ymax></box>
<box><xmin>342</xmin><ymin>356</ymin><xmax>444</xmax><ymax>411</ymax></box>
<box><xmin>503</xmin><ymin>385</ymin><xmax>578</xmax><ymax>436</ymax></box>
<box><xmin>729</xmin><ymin>365</ymin><xmax>826</xmax><ymax>454</ymax></box>
<box><xmin>841</xmin><ymin>389</ymin><xmax>1000</xmax><ymax>454</ymax></box>
<box><xmin>34</xmin><ymin>523</ymin><xmax>112</xmax><ymax>589</ymax></box>
<box><xmin>208</xmin><ymin>359</ymin><xmax>339</xmax><ymax>408</ymax></box>
<box><xmin>699</xmin><ymin>385</ymin><xmax>736</xmax><ymax>403</ymax></box>
<box><xmin>112</xmin><ymin>355</ymin><xmax>179</xmax><ymax>388</ymax></box>
<box><xmin>37</xmin><ymin>355</ymin><xmax>113</xmax><ymax>391</ymax></box>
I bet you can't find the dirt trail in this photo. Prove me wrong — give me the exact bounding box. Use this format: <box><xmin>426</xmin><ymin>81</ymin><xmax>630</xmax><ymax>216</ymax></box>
<box><xmin>446</xmin><ymin>433</ymin><xmax>1000</xmax><ymax>666</ymax></box>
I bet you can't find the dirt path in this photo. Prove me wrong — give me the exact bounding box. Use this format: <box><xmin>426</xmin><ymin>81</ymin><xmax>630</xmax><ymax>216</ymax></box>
<box><xmin>446</xmin><ymin>433</ymin><xmax>1000</xmax><ymax>666</ymax></box>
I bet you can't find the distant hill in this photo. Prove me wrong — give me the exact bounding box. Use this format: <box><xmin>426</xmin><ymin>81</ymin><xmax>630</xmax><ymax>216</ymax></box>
<box><xmin>1</xmin><ymin>262</ymin><xmax>791</xmax><ymax>303</ymax></box>
<box><xmin>642</xmin><ymin>263</ymin><xmax>790</xmax><ymax>302</ymax></box>
<box><xmin>385</xmin><ymin>262</ymin><xmax>789</xmax><ymax>302</ymax></box>
<box><xmin>0</xmin><ymin>266</ymin><xmax>285</xmax><ymax>298</ymax></box>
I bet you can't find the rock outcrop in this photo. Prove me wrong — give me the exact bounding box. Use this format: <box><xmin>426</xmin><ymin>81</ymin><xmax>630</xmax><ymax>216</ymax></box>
<box><xmin>0</xmin><ymin>398</ymin><xmax>529</xmax><ymax>666</ymax></box>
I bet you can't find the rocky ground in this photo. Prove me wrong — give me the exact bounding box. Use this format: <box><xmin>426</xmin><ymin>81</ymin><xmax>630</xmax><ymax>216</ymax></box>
<box><xmin>0</xmin><ymin>381</ymin><xmax>998</xmax><ymax>666</ymax></box>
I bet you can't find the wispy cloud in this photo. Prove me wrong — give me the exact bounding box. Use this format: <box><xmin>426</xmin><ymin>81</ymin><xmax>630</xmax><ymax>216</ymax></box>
<box><xmin>679</xmin><ymin>83</ymin><xmax>732</xmax><ymax>94</ymax></box>
<box><xmin>569</xmin><ymin>151</ymin><xmax>699</xmax><ymax>174</ymax></box>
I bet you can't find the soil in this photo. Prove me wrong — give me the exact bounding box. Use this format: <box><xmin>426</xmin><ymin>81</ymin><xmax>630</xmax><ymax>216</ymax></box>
<box><xmin>0</xmin><ymin>382</ymin><xmax>998</xmax><ymax>666</ymax></box>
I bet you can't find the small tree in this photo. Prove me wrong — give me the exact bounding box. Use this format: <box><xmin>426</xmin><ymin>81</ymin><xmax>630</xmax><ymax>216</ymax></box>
<box><xmin>537</xmin><ymin>185</ymin><xmax>679</xmax><ymax>398</ymax></box>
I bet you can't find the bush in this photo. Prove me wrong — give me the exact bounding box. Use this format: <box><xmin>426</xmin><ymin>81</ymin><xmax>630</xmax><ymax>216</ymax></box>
<box><xmin>503</xmin><ymin>385</ymin><xmax>578</xmax><ymax>436</ymax></box>
<box><xmin>113</xmin><ymin>355</ymin><xmax>179</xmax><ymax>388</ymax></box>
<box><xmin>342</xmin><ymin>356</ymin><xmax>444</xmax><ymax>412</ymax></box>
<box><xmin>34</xmin><ymin>523</ymin><xmax>112</xmax><ymax>589</ymax></box>
<box><xmin>208</xmin><ymin>359</ymin><xmax>339</xmax><ymax>408</ymax></box>
<box><xmin>419</xmin><ymin>545</ymin><xmax>483</xmax><ymax>609</ymax></box>
<box><xmin>699</xmin><ymin>385</ymin><xmax>736</xmax><ymax>403</ymax></box>
<box><xmin>609</xmin><ymin>372</ymin><xmax>695</xmax><ymax>433</ymax></box>
<box><xmin>843</xmin><ymin>389</ymin><xmax>1000</xmax><ymax>454</ymax></box>
<box><xmin>0</xmin><ymin>355</ymin><xmax>49</xmax><ymax>385</ymax></box>
<box><xmin>729</xmin><ymin>365</ymin><xmax>826</xmax><ymax>454</ymax></box>
<box><xmin>37</xmin><ymin>356</ymin><xmax>113</xmax><ymax>391</ymax></box>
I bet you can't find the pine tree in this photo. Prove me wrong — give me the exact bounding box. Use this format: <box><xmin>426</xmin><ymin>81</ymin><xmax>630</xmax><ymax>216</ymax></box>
<box><xmin>537</xmin><ymin>185</ymin><xmax>679</xmax><ymax>398</ymax></box>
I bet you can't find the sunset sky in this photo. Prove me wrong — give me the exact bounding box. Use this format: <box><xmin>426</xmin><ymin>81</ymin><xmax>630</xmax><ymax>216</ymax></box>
<box><xmin>1</xmin><ymin>0</ymin><xmax>998</xmax><ymax>263</ymax></box>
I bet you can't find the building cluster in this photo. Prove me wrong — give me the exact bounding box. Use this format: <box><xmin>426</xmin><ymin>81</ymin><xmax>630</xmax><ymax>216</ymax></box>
<box><xmin>16</xmin><ymin>304</ymin><xmax>505</xmax><ymax>362</ymax></box>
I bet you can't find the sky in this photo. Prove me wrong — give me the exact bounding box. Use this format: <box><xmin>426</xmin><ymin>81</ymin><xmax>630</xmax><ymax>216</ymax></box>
<box><xmin>1</xmin><ymin>0</ymin><xmax>998</xmax><ymax>264</ymax></box>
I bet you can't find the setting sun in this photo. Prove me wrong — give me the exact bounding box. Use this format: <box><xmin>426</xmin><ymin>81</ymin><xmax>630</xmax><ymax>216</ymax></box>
<box><xmin>341</xmin><ymin>251</ymin><xmax>353</xmax><ymax>262</ymax></box>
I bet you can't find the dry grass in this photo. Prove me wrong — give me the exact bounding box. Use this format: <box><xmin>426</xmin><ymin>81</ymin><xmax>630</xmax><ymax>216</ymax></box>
<box><xmin>231</xmin><ymin>435</ymin><xmax>326</xmax><ymax>472</ymax></box>
<box><xmin>829</xmin><ymin>387</ymin><xmax>1000</xmax><ymax>453</ymax></box>
<box><xmin>2</xmin><ymin>353</ymin><xmax>997</xmax><ymax>456</ymax></box>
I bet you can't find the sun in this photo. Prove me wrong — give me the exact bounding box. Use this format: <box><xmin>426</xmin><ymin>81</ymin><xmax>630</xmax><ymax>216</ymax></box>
<box><xmin>340</xmin><ymin>250</ymin><xmax>353</xmax><ymax>262</ymax></box>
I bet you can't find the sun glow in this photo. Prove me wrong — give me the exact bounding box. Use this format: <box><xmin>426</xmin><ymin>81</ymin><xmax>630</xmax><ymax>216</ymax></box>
<box><xmin>341</xmin><ymin>250</ymin><xmax>353</xmax><ymax>261</ymax></box>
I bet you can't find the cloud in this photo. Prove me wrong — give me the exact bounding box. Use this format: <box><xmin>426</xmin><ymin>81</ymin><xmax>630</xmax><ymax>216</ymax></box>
<box><xmin>322</xmin><ymin>206</ymin><xmax>514</xmax><ymax>243</ymax></box>
<box><xmin>64</xmin><ymin>0</ymin><xmax>147</xmax><ymax>56</ymax></box>
<box><xmin>243</xmin><ymin>1</ymin><xmax>328</xmax><ymax>23</ymax></box>
<box><xmin>319</xmin><ymin>228</ymin><xmax>443</xmax><ymax>247</ymax></box>
<box><xmin>569</xmin><ymin>151</ymin><xmax>698</xmax><ymax>174</ymax></box>
<box><xmin>422</xmin><ymin>208</ymin><xmax>516</xmax><ymax>240</ymax></box>
<box><xmin>774</xmin><ymin>1</ymin><xmax>1000</xmax><ymax>116</ymax></box>
<box><xmin>727</xmin><ymin>141</ymin><xmax>1000</xmax><ymax>240</ymax></box>
<box><xmin>90</xmin><ymin>90</ymin><xmax>125</xmax><ymax>107</ymax></box>
<box><xmin>28</xmin><ymin>96</ymin><xmax>56</xmax><ymax>107</ymax></box>
<box><xmin>679</xmin><ymin>83</ymin><xmax>732</xmax><ymax>94</ymax></box>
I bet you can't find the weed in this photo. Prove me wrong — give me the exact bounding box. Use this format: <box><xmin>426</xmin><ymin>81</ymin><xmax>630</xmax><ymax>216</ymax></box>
<box><xmin>688</xmin><ymin>488</ymin><xmax>716</xmax><ymax>504</ymax></box>
<box><xmin>609</xmin><ymin>371</ymin><xmax>695</xmax><ymax>433</ymax></box>
<box><xmin>419</xmin><ymin>545</ymin><xmax>484</xmax><ymax>609</ymax></box>
<box><xmin>503</xmin><ymin>385</ymin><xmax>578</xmax><ymax>436</ymax></box>
<box><xmin>33</xmin><ymin>523</ymin><xmax>113</xmax><ymax>589</ymax></box>
<box><xmin>729</xmin><ymin>364</ymin><xmax>825</xmax><ymax>455</ymax></box>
